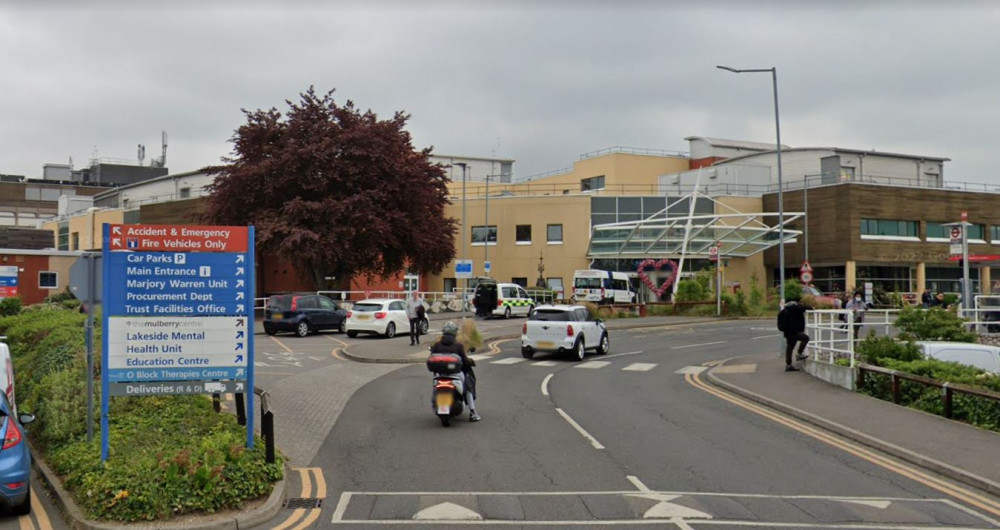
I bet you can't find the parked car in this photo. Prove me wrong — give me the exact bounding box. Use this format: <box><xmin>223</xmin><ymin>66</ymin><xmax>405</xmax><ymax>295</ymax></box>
<box><xmin>803</xmin><ymin>285</ymin><xmax>842</xmax><ymax>308</ymax></box>
<box><xmin>344</xmin><ymin>299</ymin><xmax>411</xmax><ymax>339</ymax></box>
<box><xmin>263</xmin><ymin>293</ymin><xmax>348</xmax><ymax>337</ymax></box>
<box><xmin>917</xmin><ymin>341</ymin><xmax>1000</xmax><ymax>374</ymax></box>
<box><xmin>474</xmin><ymin>280</ymin><xmax>535</xmax><ymax>319</ymax></box>
<box><xmin>521</xmin><ymin>304</ymin><xmax>609</xmax><ymax>361</ymax></box>
<box><xmin>0</xmin><ymin>339</ymin><xmax>34</xmax><ymax>515</ymax></box>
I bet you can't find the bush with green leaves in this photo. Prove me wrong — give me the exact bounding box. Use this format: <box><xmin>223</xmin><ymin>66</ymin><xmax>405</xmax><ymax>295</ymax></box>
<box><xmin>856</xmin><ymin>335</ymin><xmax>923</xmax><ymax>366</ymax></box>
<box><xmin>0</xmin><ymin>296</ymin><xmax>22</xmax><ymax>316</ymax></box>
<box><xmin>782</xmin><ymin>279</ymin><xmax>803</xmax><ymax>302</ymax></box>
<box><xmin>675</xmin><ymin>279</ymin><xmax>706</xmax><ymax>302</ymax></box>
<box><xmin>0</xmin><ymin>304</ymin><xmax>283</xmax><ymax>522</ymax></box>
<box><xmin>894</xmin><ymin>306</ymin><xmax>975</xmax><ymax>342</ymax></box>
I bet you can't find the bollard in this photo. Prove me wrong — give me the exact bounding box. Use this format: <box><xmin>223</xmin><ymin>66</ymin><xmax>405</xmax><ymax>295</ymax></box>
<box><xmin>235</xmin><ymin>392</ymin><xmax>246</xmax><ymax>426</ymax></box>
<box><xmin>891</xmin><ymin>372</ymin><xmax>901</xmax><ymax>404</ymax></box>
<box><xmin>212</xmin><ymin>393</ymin><xmax>221</xmax><ymax>413</ymax></box>
<box><xmin>262</xmin><ymin>410</ymin><xmax>275</xmax><ymax>464</ymax></box>
<box><xmin>943</xmin><ymin>383</ymin><xmax>953</xmax><ymax>419</ymax></box>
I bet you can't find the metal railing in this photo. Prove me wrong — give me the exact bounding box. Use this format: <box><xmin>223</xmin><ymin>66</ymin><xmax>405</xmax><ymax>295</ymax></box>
<box><xmin>857</xmin><ymin>363</ymin><xmax>1000</xmax><ymax>420</ymax></box>
<box><xmin>805</xmin><ymin>309</ymin><xmax>899</xmax><ymax>367</ymax></box>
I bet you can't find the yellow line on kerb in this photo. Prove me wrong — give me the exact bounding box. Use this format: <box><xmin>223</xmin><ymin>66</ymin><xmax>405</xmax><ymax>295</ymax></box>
<box><xmin>687</xmin><ymin>371</ymin><xmax>1000</xmax><ymax>518</ymax></box>
<box><xmin>31</xmin><ymin>488</ymin><xmax>53</xmax><ymax>530</ymax></box>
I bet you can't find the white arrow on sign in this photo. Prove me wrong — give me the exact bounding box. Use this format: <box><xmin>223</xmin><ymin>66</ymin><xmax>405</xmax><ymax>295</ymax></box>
<box><xmin>112</xmin><ymin>238</ymin><xmax>121</xmax><ymax>247</ymax></box>
<box><xmin>236</xmin><ymin>304</ymin><xmax>245</xmax><ymax>312</ymax></box>
<box><xmin>112</xmin><ymin>226</ymin><xmax>122</xmax><ymax>235</ymax></box>
<box><xmin>236</xmin><ymin>279</ymin><xmax>245</xmax><ymax>288</ymax></box>
<box><xmin>236</xmin><ymin>267</ymin><xmax>245</xmax><ymax>275</ymax></box>
<box><xmin>236</xmin><ymin>292</ymin><xmax>245</xmax><ymax>300</ymax></box>
<box><xmin>236</xmin><ymin>255</ymin><xmax>245</xmax><ymax>263</ymax></box>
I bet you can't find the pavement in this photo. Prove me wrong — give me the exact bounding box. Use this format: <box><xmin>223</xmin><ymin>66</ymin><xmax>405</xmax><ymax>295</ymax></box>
<box><xmin>343</xmin><ymin>314</ymin><xmax>1000</xmax><ymax>501</ymax></box>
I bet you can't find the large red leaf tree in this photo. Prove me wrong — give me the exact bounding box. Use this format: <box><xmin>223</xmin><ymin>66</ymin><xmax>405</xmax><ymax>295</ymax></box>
<box><xmin>201</xmin><ymin>87</ymin><xmax>457</xmax><ymax>289</ymax></box>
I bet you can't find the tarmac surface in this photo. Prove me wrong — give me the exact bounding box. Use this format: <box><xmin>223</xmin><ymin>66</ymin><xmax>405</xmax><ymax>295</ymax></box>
<box><xmin>39</xmin><ymin>314</ymin><xmax>1000</xmax><ymax>528</ymax></box>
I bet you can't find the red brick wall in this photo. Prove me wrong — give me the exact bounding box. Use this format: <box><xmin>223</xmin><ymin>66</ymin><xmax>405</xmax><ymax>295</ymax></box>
<box><xmin>0</xmin><ymin>255</ymin><xmax>54</xmax><ymax>305</ymax></box>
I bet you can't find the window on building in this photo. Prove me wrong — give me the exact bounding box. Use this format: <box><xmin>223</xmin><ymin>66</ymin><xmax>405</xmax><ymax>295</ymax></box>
<box><xmin>39</xmin><ymin>271</ymin><xmax>58</xmax><ymax>289</ymax></box>
<box><xmin>581</xmin><ymin>175</ymin><xmax>605</xmax><ymax>192</ymax></box>
<box><xmin>511</xmin><ymin>277</ymin><xmax>528</xmax><ymax>288</ymax></box>
<box><xmin>57</xmin><ymin>222</ymin><xmax>69</xmax><ymax>251</ymax></box>
<box><xmin>991</xmin><ymin>226</ymin><xmax>1000</xmax><ymax>243</ymax></box>
<box><xmin>179</xmin><ymin>187</ymin><xmax>191</xmax><ymax>199</ymax></box>
<box><xmin>443</xmin><ymin>278</ymin><xmax>457</xmax><ymax>296</ymax></box>
<box><xmin>840</xmin><ymin>167</ymin><xmax>855</xmax><ymax>180</ymax></box>
<box><xmin>860</xmin><ymin>219</ymin><xmax>918</xmax><ymax>238</ymax></box>
<box><xmin>71</xmin><ymin>232</ymin><xmax>79</xmax><ymax>251</ymax></box>
<box><xmin>516</xmin><ymin>225</ymin><xmax>532</xmax><ymax>244</ymax></box>
<box><xmin>927</xmin><ymin>222</ymin><xmax>985</xmax><ymax>241</ymax></box>
<box><xmin>547</xmin><ymin>224</ymin><xmax>563</xmax><ymax>244</ymax></box>
<box><xmin>471</xmin><ymin>225</ymin><xmax>497</xmax><ymax>245</ymax></box>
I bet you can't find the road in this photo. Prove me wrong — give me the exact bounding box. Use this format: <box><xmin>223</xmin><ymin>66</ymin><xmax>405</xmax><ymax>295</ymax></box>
<box><xmin>255</xmin><ymin>319</ymin><xmax>1000</xmax><ymax>529</ymax></box>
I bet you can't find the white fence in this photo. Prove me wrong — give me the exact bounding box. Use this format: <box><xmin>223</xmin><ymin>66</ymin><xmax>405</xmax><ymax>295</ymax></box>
<box><xmin>805</xmin><ymin>309</ymin><xmax>899</xmax><ymax>368</ymax></box>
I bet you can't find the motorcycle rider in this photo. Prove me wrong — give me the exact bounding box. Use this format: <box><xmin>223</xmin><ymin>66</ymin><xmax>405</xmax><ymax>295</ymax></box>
<box><xmin>430</xmin><ymin>321</ymin><xmax>481</xmax><ymax>422</ymax></box>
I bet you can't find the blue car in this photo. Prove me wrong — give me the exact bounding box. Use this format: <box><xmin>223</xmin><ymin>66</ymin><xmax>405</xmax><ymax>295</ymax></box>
<box><xmin>0</xmin><ymin>392</ymin><xmax>33</xmax><ymax>515</ymax></box>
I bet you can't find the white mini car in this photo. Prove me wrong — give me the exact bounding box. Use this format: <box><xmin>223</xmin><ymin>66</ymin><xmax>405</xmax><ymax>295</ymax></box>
<box><xmin>521</xmin><ymin>304</ymin><xmax>609</xmax><ymax>361</ymax></box>
<box><xmin>344</xmin><ymin>299</ymin><xmax>411</xmax><ymax>339</ymax></box>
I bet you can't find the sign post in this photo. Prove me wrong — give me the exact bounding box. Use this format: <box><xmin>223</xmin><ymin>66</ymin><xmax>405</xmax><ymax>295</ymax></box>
<box><xmin>710</xmin><ymin>244</ymin><xmax>721</xmax><ymax>316</ymax></box>
<box><xmin>101</xmin><ymin>224</ymin><xmax>255</xmax><ymax>462</ymax></box>
<box><xmin>799</xmin><ymin>261</ymin><xmax>813</xmax><ymax>285</ymax></box>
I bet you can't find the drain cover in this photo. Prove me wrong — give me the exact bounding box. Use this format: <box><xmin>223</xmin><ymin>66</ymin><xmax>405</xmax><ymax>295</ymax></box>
<box><xmin>283</xmin><ymin>498</ymin><xmax>323</xmax><ymax>509</ymax></box>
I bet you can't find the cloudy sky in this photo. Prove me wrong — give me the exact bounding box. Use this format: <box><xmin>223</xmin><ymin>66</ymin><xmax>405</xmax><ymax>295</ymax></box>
<box><xmin>2</xmin><ymin>1</ymin><xmax>999</xmax><ymax>184</ymax></box>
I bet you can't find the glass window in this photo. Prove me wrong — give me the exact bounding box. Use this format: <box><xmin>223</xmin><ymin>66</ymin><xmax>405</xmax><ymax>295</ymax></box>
<box><xmin>471</xmin><ymin>225</ymin><xmax>497</xmax><ymax>244</ymax></box>
<box><xmin>642</xmin><ymin>197</ymin><xmax>666</xmax><ymax>216</ymax></box>
<box><xmin>581</xmin><ymin>175</ymin><xmax>605</xmax><ymax>192</ymax></box>
<box><xmin>861</xmin><ymin>219</ymin><xmax>917</xmax><ymax>237</ymax></box>
<box><xmin>969</xmin><ymin>224</ymin><xmax>985</xmax><ymax>240</ymax></box>
<box><xmin>516</xmin><ymin>225</ymin><xmax>531</xmax><ymax>243</ymax></box>
<box><xmin>547</xmin><ymin>224</ymin><xmax>563</xmax><ymax>243</ymax></box>
<box><xmin>58</xmin><ymin>222</ymin><xmax>69</xmax><ymax>251</ymax></box>
<box><xmin>318</xmin><ymin>297</ymin><xmax>336</xmax><ymax>310</ymax></box>
<box><xmin>991</xmin><ymin>226</ymin><xmax>1000</xmax><ymax>241</ymax></box>
<box><xmin>618</xmin><ymin>197</ymin><xmax>641</xmax><ymax>214</ymax></box>
<box><xmin>71</xmin><ymin>232</ymin><xmax>79</xmax><ymax>251</ymax></box>
<box><xmin>511</xmin><ymin>277</ymin><xmax>528</xmax><ymax>287</ymax></box>
<box><xmin>179</xmin><ymin>187</ymin><xmax>191</xmax><ymax>199</ymax></box>
<box><xmin>926</xmin><ymin>222</ymin><xmax>948</xmax><ymax>239</ymax></box>
<box><xmin>591</xmin><ymin>197</ymin><xmax>616</xmax><ymax>214</ymax></box>
<box><xmin>39</xmin><ymin>271</ymin><xmax>58</xmax><ymax>289</ymax></box>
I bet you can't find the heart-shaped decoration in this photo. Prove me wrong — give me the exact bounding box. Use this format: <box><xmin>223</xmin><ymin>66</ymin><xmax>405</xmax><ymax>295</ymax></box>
<box><xmin>637</xmin><ymin>259</ymin><xmax>678</xmax><ymax>298</ymax></box>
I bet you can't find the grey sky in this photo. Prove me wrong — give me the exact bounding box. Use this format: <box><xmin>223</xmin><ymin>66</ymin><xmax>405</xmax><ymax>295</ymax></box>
<box><xmin>2</xmin><ymin>2</ymin><xmax>999</xmax><ymax>183</ymax></box>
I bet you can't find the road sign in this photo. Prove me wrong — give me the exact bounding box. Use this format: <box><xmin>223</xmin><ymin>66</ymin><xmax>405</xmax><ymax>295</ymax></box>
<box><xmin>0</xmin><ymin>266</ymin><xmax>17</xmax><ymax>299</ymax></box>
<box><xmin>800</xmin><ymin>261</ymin><xmax>812</xmax><ymax>272</ymax></box>
<box><xmin>101</xmin><ymin>223</ymin><xmax>256</xmax><ymax>461</ymax></box>
<box><xmin>455</xmin><ymin>259</ymin><xmax>473</xmax><ymax>278</ymax></box>
<box><xmin>708</xmin><ymin>246</ymin><xmax>719</xmax><ymax>262</ymax></box>
<box><xmin>799</xmin><ymin>271</ymin><xmax>813</xmax><ymax>284</ymax></box>
<box><xmin>484</xmin><ymin>260</ymin><xmax>492</xmax><ymax>274</ymax></box>
<box><xmin>69</xmin><ymin>254</ymin><xmax>102</xmax><ymax>303</ymax></box>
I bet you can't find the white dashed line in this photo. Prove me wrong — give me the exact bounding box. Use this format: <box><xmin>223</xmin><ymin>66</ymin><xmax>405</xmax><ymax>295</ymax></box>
<box><xmin>491</xmin><ymin>358</ymin><xmax>526</xmax><ymax>365</ymax></box>
<box><xmin>575</xmin><ymin>361</ymin><xmax>611</xmax><ymax>369</ymax></box>
<box><xmin>623</xmin><ymin>363</ymin><xmax>656</xmax><ymax>372</ymax></box>
<box><xmin>671</xmin><ymin>341</ymin><xmax>726</xmax><ymax>349</ymax></box>
<box><xmin>532</xmin><ymin>360</ymin><xmax>558</xmax><ymax>366</ymax></box>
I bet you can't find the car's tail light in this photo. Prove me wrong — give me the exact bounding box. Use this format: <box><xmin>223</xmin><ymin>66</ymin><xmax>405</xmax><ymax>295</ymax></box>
<box><xmin>522</xmin><ymin>323</ymin><xmax>527</xmax><ymax>334</ymax></box>
<box><xmin>375</xmin><ymin>312</ymin><xmax>387</xmax><ymax>319</ymax></box>
<box><xmin>567</xmin><ymin>325</ymin><xmax>574</xmax><ymax>337</ymax></box>
<box><xmin>497</xmin><ymin>299</ymin><xmax>502</xmax><ymax>307</ymax></box>
<box><xmin>2</xmin><ymin>419</ymin><xmax>22</xmax><ymax>450</ymax></box>
<box><xmin>291</xmin><ymin>297</ymin><xmax>299</xmax><ymax>311</ymax></box>
<box><xmin>5</xmin><ymin>482</ymin><xmax>24</xmax><ymax>489</ymax></box>
<box><xmin>346</xmin><ymin>311</ymin><xmax>353</xmax><ymax>318</ymax></box>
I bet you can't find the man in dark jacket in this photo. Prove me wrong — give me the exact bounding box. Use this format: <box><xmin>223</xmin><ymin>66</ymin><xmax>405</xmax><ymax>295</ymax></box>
<box><xmin>429</xmin><ymin>321</ymin><xmax>481</xmax><ymax>421</ymax></box>
<box><xmin>779</xmin><ymin>296</ymin><xmax>812</xmax><ymax>372</ymax></box>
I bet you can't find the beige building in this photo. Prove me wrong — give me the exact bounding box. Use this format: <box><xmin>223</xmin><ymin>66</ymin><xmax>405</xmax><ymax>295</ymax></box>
<box><xmin>427</xmin><ymin>148</ymin><xmax>776</xmax><ymax>300</ymax></box>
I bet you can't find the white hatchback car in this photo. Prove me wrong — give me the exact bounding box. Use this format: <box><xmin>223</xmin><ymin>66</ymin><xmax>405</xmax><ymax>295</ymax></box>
<box><xmin>521</xmin><ymin>304</ymin><xmax>609</xmax><ymax>361</ymax></box>
<box><xmin>344</xmin><ymin>299</ymin><xmax>411</xmax><ymax>339</ymax></box>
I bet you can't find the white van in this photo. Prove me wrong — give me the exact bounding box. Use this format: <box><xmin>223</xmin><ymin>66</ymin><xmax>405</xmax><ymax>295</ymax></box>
<box><xmin>572</xmin><ymin>270</ymin><xmax>635</xmax><ymax>305</ymax></box>
<box><xmin>917</xmin><ymin>341</ymin><xmax>1000</xmax><ymax>374</ymax></box>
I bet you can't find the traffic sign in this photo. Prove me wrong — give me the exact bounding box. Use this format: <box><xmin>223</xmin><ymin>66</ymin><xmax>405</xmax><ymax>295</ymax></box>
<box><xmin>800</xmin><ymin>261</ymin><xmax>812</xmax><ymax>272</ymax></box>
<box><xmin>484</xmin><ymin>261</ymin><xmax>492</xmax><ymax>274</ymax></box>
<box><xmin>0</xmin><ymin>266</ymin><xmax>17</xmax><ymax>299</ymax></box>
<box><xmin>799</xmin><ymin>271</ymin><xmax>814</xmax><ymax>284</ymax></box>
<box><xmin>101</xmin><ymin>223</ymin><xmax>257</xmax><ymax>461</ymax></box>
<box><xmin>708</xmin><ymin>246</ymin><xmax>719</xmax><ymax>262</ymax></box>
<box><xmin>455</xmin><ymin>259</ymin><xmax>473</xmax><ymax>278</ymax></box>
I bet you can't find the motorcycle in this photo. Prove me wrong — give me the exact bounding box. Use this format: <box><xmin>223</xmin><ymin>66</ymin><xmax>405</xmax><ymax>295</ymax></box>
<box><xmin>426</xmin><ymin>347</ymin><xmax>475</xmax><ymax>427</ymax></box>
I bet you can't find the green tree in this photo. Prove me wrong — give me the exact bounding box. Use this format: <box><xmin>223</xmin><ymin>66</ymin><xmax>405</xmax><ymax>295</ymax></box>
<box><xmin>201</xmin><ymin>87</ymin><xmax>457</xmax><ymax>288</ymax></box>
<box><xmin>894</xmin><ymin>306</ymin><xmax>976</xmax><ymax>342</ymax></box>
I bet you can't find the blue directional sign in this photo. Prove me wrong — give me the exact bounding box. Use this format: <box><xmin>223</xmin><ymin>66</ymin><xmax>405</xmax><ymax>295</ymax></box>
<box><xmin>101</xmin><ymin>224</ymin><xmax>256</xmax><ymax>461</ymax></box>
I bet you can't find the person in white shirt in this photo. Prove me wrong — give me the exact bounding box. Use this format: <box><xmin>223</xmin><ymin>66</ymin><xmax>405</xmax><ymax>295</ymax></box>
<box><xmin>406</xmin><ymin>291</ymin><xmax>426</xmax><ymax>345</ymax></box>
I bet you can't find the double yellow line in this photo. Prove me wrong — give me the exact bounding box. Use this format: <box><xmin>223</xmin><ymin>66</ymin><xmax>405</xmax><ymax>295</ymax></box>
<box><xmin>16</xmin><ymin>490</ymin><xmax>54</xmax><ymax>530</ymax></box>
<box><xmin>687</xmin><ymin>370</ymin><xmax>1000</xmax><ymax>519</ymax></box>
<box><xmin>273</xmin><ymin>467</ymin><xmax>326</xmax><ymax>530</ymax></box>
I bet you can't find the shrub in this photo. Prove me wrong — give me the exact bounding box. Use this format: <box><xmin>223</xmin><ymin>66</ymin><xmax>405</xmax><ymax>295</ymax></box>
<box><xmin>675</xmin><ymin>280</ymin><xmax>705</xmax><ymax>302</ymax></box>
<box><xmin>721</xmin><ymin>292</ymin><xmax>747</xmax><ymax>316</ymax></box>
<box><xmin>783</xmin><ymin>279</ymin><xmax>803</xmax><ymax>302</ymax></box>
<box><xmin>894</xmin><ymin>306</ymin><xmax>975</xmax><ymax>342</ymax></box>
<box><xmin>458</xmin><ymin>319</ymin><xmax>483</xmax><ymax>350</ymax></box>
<box><xmin>857</xmin><ymin>335</ymin><xmax>923</xmax><ymax>365</ymax></box>
<box><xmin>0</xmin><ymin>297</ymin><xmax>22</xmax><ymax>316</ymax></box>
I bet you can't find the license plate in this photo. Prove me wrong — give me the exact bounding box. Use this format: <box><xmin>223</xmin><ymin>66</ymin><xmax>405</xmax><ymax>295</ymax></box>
<box><xmin>272</xmin><ymin>314</ymin><xmax>283</xmax><ymax>320</ymax></box>
<box><xmin>356</xmin><ymin>315</ymin><xmax>370</xmax><ymax>320</ymax></box>
<box><xmin>435</xmin><ymin>393</ymin><xmax>453</xmax><ymax>408</ymax></box>
<box><xmin>537</xmin><ymin>341</ymin><xmax>554</xmax><ymax>348</ymax></box>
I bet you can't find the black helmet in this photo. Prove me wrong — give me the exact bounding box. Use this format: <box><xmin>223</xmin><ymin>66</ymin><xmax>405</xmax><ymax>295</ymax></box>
<box><xmin>441</xmin><ymin>321</ymin><xmax>459</xmax><ymax>336</ymax></box>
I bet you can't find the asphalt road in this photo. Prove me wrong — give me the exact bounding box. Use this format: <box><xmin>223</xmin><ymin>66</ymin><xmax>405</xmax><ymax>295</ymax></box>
<box><xmin>258</xmin><ymin>320</ymin><xmax>1000</xmax><ymax>529</ymax></box>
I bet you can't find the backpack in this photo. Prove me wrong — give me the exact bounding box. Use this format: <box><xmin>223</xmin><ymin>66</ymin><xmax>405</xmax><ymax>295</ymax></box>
<box><xmin>416</xmin><ymin>304</ymin><xmax>426</xmax><ymax>318</ymax></box>
<box><xmin>776</xmin><ymin>308</ymin><xmax>787</xmax><ymax>332</ymax></box>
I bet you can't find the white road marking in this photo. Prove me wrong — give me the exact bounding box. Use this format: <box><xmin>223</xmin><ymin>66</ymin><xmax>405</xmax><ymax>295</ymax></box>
<box><xmin>605</xmin><ymin>350</ymin><xmax>644</xmax><ymax>359</ymax></box>
<box><xmin>532</xmin><ymin>360</ymin><xmax>558</xmax><ymax>366</ymax></box>
<box><xmin>839</xmin><ymin>499</ymin><xmax>892</xmax><ymax>509</ymax></box>
<box><xmin>331</xmin><ymin>492</ymin><xmax>351</xmax><ymax>522</ymax></box>
<box><xmin>469</xmin><ymin>354</ymin><xmax>490</xmax><ymax>361</ymax></box>
<box><xmin>671</xmin><ymin>341</ymin><xmax>726</xmax><ymax>349</ymax></box>
<box><xmin>630</xmin><ymin>494</ymin><xmax>712</xmax><ymax>519</ymax></box>
<box><xmin>752</xmin><ymin>334</ymin><xmax>780</xmax><ymax>340</ymax></box>
<box><xmin>412</xmin><ymin>502</ymin><xmax>482</xmax><ymax>521</ymax></box>
<box><xmin>576</xmin><ymin>361</ymin><xmax>611</xmax><ymax>369</ymax></box>
<box><xmin>627</xmin><ymin>475</ymin><xmax>650</xmax><ymax>492</ymax></box>
<box><xmin>541</xmin><ymin>374</ymin><xmax>553</xmax><ymax>397</ymax></box>
<box><xmin>556</xmin><ymin>407</ymin><xmax>605</xmax><ymax>450</ymax></box>
<box><xmin>674</xmin><ymin>366</ymin><xmax>707</xmax><ymax>375</ymax></box>
<box><xmin>492</xmin><ymin>358</ymin><xmax>526</xmax><ymax>365</ymax></box>
<box><xmin>623</xmin><ymin>363</ymin><xmax>656</xmax><ymax>372</ymax></box>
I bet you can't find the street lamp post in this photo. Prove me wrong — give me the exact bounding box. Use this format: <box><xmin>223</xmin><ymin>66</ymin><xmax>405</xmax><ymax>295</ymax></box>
<box><xmin>455</xmin><ymin>162</ymin><xmax>469</xmax><ymax>318</ymax></box>
<box><xmin>718</xmin><ymin>65</ymin><xmax>786</xmax><ymax>306</ymax></box>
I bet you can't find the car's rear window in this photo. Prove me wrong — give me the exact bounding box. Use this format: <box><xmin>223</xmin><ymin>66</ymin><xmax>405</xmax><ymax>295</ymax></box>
<box><xmin>353</xmin><ymin>303</ymin><xmax>384</xmax><ymax>312</ymax></box>
<box><xmin>530</xmin><ymin>309</ymin><xmax>572</xmax><ymax>322</ymax></box>
<box><xmin>268</xmin><ymin>295</ymin><xmax>295</xmax><ymax>311</ymax></box>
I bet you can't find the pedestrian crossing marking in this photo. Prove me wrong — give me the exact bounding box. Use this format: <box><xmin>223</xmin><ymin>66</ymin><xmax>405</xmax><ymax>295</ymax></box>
<box><xmin>492</xmin><ymin>357</ymin><xmax>526</xmax><ymax>365</ymax></box>
<box><xmin>532</xmin><ymin>360</ymin><xmax>558</xmax><ymax>366</ymax></box>
<box><xmin>469</xmin><ymin>354</ymin><xmax>490</xmax><ymax>361</ymax></box>
<box><xmin>575</xmin><ymin>361</ymin><xmax>611</xmax><ymax>369</ymax></box>
<box><xmin>675</xmin><ymin>366</ymin><xmax>707</xmax><ymax>375</ymax></box>
<box><xmin>712</xmin><ymin>363</ymin><xmax>757</xmax><ymax>374</ymax></box>
<box><xmin>623</xmin><ymin>363</ymin><xmax>656</xmax><ymax>372</ymax></box>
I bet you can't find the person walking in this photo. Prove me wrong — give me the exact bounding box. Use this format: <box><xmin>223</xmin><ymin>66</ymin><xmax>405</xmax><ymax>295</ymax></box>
<box><xmin>845</xmin><ymin>291</ymin><xmax>869</xmax><ymax>341</ymax></box>
<box><xmin>406</xmin><ymin>291</ymin><xmax>425</xmax><ymax>345</ymax></box>
<box><xmin>777</xmin><ymin>295</ymin><xmax>812</xmax><ymax>372</ymax></box>
<box><xmin>921</xmin><ymin>289</ymin><xmax>933</xmax><ymax>308</ymax></box>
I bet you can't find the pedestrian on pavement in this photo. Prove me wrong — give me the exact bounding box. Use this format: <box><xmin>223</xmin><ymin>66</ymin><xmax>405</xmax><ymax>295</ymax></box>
<box><xmin>429</xmin><ymin>321</ymin><xmax>481</xmax><ymax>421</ymax></box>
<box><xmin>845</xmin><ymin>290</ymin><xmax>870</xmax><ymax>341</ymax></box>
<box><xmin>777</xmin><ymin>295</ymin><xmax>812</xmax><ymax>372</ymax></box>
<box><xmin>921</xmin><ymin>289</ymin><xmax>933</xmax><ymax>308</ymax></box>
<box><xmin>932</xmin><ymin>292</ymin><xmax>949</xmax><ymax>309</ymax></box>
<box><xmin>406</xmin><ymin>291</ymin><xmax>425</xmax><ymax>345</ymax></box>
